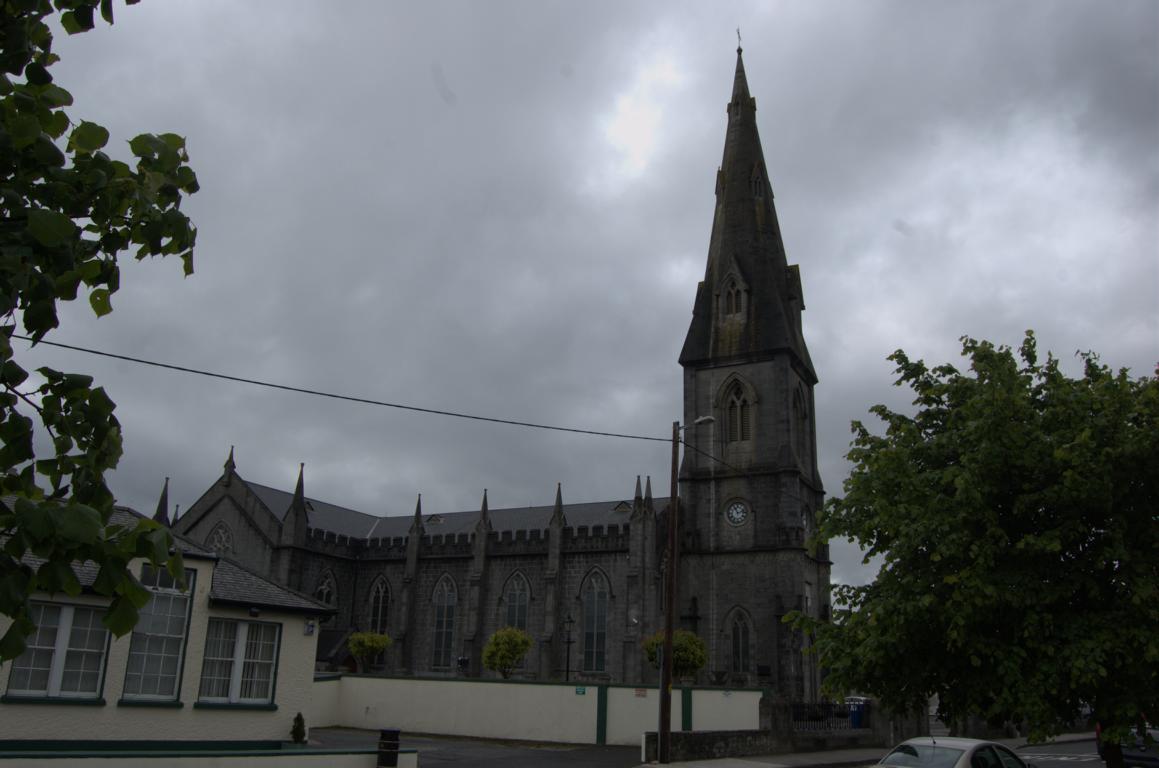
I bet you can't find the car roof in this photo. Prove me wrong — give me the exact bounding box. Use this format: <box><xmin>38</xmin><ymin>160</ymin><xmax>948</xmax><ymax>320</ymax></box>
<box><xmin>897</xmin><ymin>737</ymin><xmax>1002</xmax><ymax>749</ymax></box>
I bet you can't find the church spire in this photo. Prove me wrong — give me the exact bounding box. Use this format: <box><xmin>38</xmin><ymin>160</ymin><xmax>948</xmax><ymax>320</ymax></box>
<box><xmin>680</xmin><ymin>46</ymin><xmax>816</xmax><ymax>381</ymax></box>
<box><xmin>731</xmin><ymin>42</ymin><xmax>750</xmax><ymax>103</ymax></box>
<box><xmin>223</xmin><ymin>445</ymin><xmax>236</xmax><ymax>486</ymax></box>
<box><xmin>476</xmin><ymin>489</ymin><xmax>491</xmax><ymax>533</ymax></box>
<box><xmin>153</xmin><ymin>477</ymin><xmax>170</xmax><ymax>527</ymax></box>
<box><xmin>410</xmin><ymin>494</ymin><xmax>424</xmax><ymax>535</ymax></box>
<box><xmin>550</xmin><ymin>482</ymin><xmax>566</xmax><ymax>528</ymax></box>
<box><xmin>293</xmin><ymin>462</ymin><xmax>305</xmax><ymax>505</ymax></box>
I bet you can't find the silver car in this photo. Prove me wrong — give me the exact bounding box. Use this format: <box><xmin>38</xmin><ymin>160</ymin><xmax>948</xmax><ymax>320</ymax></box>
<box><xmin>879</xmin><ymin>737</ymin><xmax>1034</xmax><ymax>768</ymax></box>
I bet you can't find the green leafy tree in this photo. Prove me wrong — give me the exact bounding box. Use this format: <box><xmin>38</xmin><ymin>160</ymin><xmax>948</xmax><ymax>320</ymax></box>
<box><xmin>0</xmin><ymin>0</ymin><xmax>198</xmax><ymax>660</ymax></box>
<box><xmin>643</xmin><ymin>629</ymin><xmax>708</xmax><ymax>680</ymax></box>
<box><xmin>482</xmin><ymin>626</ymin><xmax>532</xmax><ymax>679</ymax></box>
<box><xmin>790</xmin><ymin>333</ymin><xmax>1157</xmax><ymax>765</ymax></box>
<box><xmin>347</xmin><ymin>631</ymin><xmax>392</xmax><ymax>672</ymax></box>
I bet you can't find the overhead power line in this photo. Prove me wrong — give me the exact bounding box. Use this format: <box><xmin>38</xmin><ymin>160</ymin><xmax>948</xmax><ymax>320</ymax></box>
<box><xmin>12</xmin><ymin>335</ymin><xmax>739</xmax><ymax>472</ymax></box>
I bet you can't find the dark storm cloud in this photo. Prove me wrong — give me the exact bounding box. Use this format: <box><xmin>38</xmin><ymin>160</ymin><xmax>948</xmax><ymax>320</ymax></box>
<box><xmin>18</xmin><ymin>1</ymin><xmax>1157</xmax><ymax>589</ymax></box>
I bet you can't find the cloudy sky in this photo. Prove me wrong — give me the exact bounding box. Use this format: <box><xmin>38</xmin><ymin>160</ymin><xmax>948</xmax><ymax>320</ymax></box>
<box><xmin>19</xmin><ymin>1</ymin><xmax>1158</xmax><ymax>586</ymax></box>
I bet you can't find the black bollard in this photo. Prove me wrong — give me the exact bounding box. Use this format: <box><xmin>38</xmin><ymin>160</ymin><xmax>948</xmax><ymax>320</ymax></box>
<box><xmin>377</xmin><ymin>728</ymin><xmax>400</xmax><ymax>767</ymax></box>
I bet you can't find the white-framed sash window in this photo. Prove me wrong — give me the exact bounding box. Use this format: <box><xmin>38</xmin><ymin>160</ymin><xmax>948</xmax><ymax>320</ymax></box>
<box><xmin>6</xmin><ymin>602</ymin><xmax>109</xmax><ymax>699</ymax></box>
<box><xmin>197</xmin><ymin>619</ymin><xmax>279</xmax><ymax>704</ymax></box>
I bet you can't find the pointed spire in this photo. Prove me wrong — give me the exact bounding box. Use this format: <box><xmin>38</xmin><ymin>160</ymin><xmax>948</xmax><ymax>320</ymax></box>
<box><xmin>293</xmin><ymin>462</ymin><xmax>305</xmax><ymax>505</ymax></box>
<box><xmin>476</xmin><ymin>489</ymin><xmax>491</xmax><ymax>531</ymax></box>
<box><xmin>679</xmin><ymin>46</ymin><xmax>816</xmax><ymax>381</ymax></box>
<box><xmin>223</xmin><ymin>445</ymin><xmax>236</xmax><ymax>486</ymax></box>
<box><xmin>550</xmin><ymin>482</ymin><xmax>566</xmax><ymax>527</ymax></box>
<box><xmin>645</xmin><ymin>475</ymin><xmax>653</xmax><ymax>504</ymax></box>
<box><xmin>634</xmin><ymin>475</ymin><xmax>643</xmax><ymax>503</ymax></box>
<box><xmin>731</xmin><ymin>44</ymin><xmax>750</xmax><ymax>103</ymax></box>
<box><xmin>153</xmin><ymin>477</ymin><xmax>170</xmax><ymax>527</ymax></box>
<box><xmin>410</xmin><ymin>494</ymin><xmax>425</xmax><ymax>534</ymax></box>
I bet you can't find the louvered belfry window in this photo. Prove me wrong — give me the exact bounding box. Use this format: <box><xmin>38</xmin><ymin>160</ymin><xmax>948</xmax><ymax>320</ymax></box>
<box><xmin>727</xmin><ymin>384</ymin><xmax>751</xmax><ymax>442</ymax></box>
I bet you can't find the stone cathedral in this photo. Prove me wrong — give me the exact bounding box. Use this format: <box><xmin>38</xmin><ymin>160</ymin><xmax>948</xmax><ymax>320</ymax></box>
<box><xmin>172</xmin><ymin>48</ymin><xmax>830</xmax><ymax>699</ymax></box>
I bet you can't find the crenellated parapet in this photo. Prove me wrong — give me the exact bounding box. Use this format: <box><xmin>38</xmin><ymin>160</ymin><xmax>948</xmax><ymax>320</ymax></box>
<box><xmin>562</xmin><ymin>523</ymin><xmax>631</xmax><ymax>552</ymax></box>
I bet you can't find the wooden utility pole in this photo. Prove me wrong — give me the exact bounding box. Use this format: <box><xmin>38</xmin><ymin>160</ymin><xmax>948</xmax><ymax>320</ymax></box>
<box><xmin>658</xmin><ymin>420</ymin><xmax>680</xmax><ymax>763</ymax></box>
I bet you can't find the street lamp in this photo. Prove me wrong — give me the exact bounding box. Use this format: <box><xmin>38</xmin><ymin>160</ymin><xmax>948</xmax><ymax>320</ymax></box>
<box><xmin>658</xmin><ymin>416</ymin><xmax>713</xmax><ymax>764</ymax></box>
<box><xmin>562</xmin><ymin>613</ymin><xmax>575</xmax><ymax>682</ymax></box>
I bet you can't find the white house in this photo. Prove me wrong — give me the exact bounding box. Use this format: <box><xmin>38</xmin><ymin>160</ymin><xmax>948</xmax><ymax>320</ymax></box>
<box><xmin>0</xmin><ymin>504</ymin><xmax>334</xmax><ymax>747</ymax></box>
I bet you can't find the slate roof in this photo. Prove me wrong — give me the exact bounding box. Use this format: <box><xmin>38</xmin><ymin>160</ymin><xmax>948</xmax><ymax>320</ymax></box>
<box><xmin>209</xmin><ymin>558</ymin><xmax>332</xmax><ymax>615</ymax></box>
<box><xmin>239</xmin><ymin>481</ymin><xmax>670</xmax><ymax>541</ymax></box>
<box><xmin>3</xmin><ymin>496</ymin><xmax>329</xmax><ymax>614</ymax></box>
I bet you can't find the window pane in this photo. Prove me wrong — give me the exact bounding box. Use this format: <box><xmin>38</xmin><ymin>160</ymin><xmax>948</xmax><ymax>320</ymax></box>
<box><xmin>7</xmin><ymin>605</ymin><xmax>61</xmax><ymax>695</ymax></box>
<box><xmin>583</xmin><ymin>575</ymin><xmax>607</xmax><ymax>672</ymax></box>
<box><xmin>61</xmin><ymin>607</ymin><xmax>107</xmax><ymax>695</ymax></box>
<box><xmin>124</xmin><ymin>573</ymin><xmax>190</xmax><ymax>699</ymax></box>
<box><xmin>198</xmin><ymin>619</ymin><xmax>237</xmax><ymax>700</ymax></box>
<box><xmin>240</xmin><ymin>624</ymin><xmax>278</xmax><ymax>702</ymax></box>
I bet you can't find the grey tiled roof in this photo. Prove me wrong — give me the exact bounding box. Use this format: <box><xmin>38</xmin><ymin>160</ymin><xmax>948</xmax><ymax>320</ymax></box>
<box><xmin>209</xmin><ymin>558</ymin><xmax>333</xmax><ymax>615</ymax></box>
<box><xmin>3</xmin><ymin>497</ymin><xmax>326</xmax><ymax>614</ymax></box>
<box><xmin>246</xmin><ymin>481</ymin><xmax>382</xmax><ymax>538</ymax></box>
<box><xmin>237</xmin><ymin>481</ymin><xmax>670</xmax><ymax>541</ymax></box>
<box><xmin>2</xmin><ymin>502</ymin><xmax>213</xmax><ymax>587</ymax></box>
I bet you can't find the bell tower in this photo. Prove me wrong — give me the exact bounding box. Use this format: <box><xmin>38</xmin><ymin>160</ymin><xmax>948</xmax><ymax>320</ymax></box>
<box><xmin>677</xmin><ymin>46</ymin><xmax>829</xmax><ymax>699</ymax></box>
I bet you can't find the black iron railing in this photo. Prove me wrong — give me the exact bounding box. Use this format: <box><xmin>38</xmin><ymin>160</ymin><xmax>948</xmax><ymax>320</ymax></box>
<box><xmin>791</xmin><ymin>700</ymin><xmax>867</xmax><ymax>731</ymax></box>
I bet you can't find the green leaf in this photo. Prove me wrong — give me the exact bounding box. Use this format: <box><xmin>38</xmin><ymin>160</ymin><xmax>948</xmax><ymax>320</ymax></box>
<box><xmin>14</xmin><ymin>498</ymin><xmax>53</xmax><ymax>542</ymax></box>
<box><xmin>47</xmin><ymin>504</ymin><xmax>103</xmax><ymax>546</ymax></box>
<box><xmin>166</xmin><ymin>550</ymin><xmax>186</xmax><ymax>589</ymax></box>
<box><xmin>60</xmin><ymin>11</ymin><xmax>85</xmax><ymax>35</ymax></box>
<box><xmin>71</xmin><ymin>121</ymin><xmax>109</xmax><ymax>153</ymax></box>
<box><xmin>89</xmin><ymin>288</ymin><xmax>112</xmax><ymax>317</ymax></box>
<box><xmin>43</xmin><ymin>109</ymin><xmax>70</xmax><ymax>139</ymax></box>
<box><xmin>102</xmin><ymin>595</ymin><xmax>139</xmax><ymax>636</ymax></box>
<box><xmin>26</xmin><ymin>208</ymin><xmax>76</xmax><ymax>247</ymax></box>
<box><xmin>0</xmin><ymin>360</ymin><xmax>28</xmax><ymax>388</ymax></box>
<box><xmin>0</xmin><ymin>620</ymin><xmax>31</xmax><ymax>661</ymax></box>
<box><xmin>128</xmin><ymin>133</ymin><xmax>165</xmax><ymax>158</ymax></box>
<box><xmin>7</xmin><ymin>113</ymin><xmax>41</xmax><ymax>148</ymax></box>
<box><xmin>37</xmin><ymin>560</ymin><xmax>82</xmax><ymax>597</ymax></box>
<box><xmin>100</xmin><ymin>0</ymin><xmax>115</xmax><ymax>24</ymax></box>
<box><xmin>24</xmin><ymin>62</ymin><xmax>52</xmax><ymax>86</ymax></box>
<box><xmin>37</xmin><ymin>84</ymin><xmax>73</xmax><ymax>108</ymax></box>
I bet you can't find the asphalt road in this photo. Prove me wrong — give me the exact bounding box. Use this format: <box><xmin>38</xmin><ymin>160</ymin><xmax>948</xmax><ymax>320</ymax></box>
<box><xmin>310</xmin><ymin>728</ymin><xmax>1096</xmax><ymax>768</ymax></box>
<box><xmin>1018</xmin><ymin>739</ymin><xmax>1101</xmax><ymax>768</ymax></box>
<box><xmin>311</xmin><ymin>727</ymin><xmax>642</xmax><ymax>767</ymax></box>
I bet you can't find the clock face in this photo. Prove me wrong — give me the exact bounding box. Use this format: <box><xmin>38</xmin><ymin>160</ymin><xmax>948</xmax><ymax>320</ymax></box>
<box><xmin>726</xmin><ymin>501</ymin><xmax>748</xmax><ymax>526</ymax></box>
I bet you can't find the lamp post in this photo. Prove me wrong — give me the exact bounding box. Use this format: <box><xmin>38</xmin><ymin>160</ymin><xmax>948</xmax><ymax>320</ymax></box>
<box><xmin>562</xmin><ymin>613</ymin><xmax>575</xmax><ymax>682</ymax></box>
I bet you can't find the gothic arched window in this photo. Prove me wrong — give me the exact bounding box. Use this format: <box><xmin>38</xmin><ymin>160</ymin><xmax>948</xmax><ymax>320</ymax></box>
<box><xmin>731</xmin><ymin>613</ymin><xmax>751</xmax><ymax>675</ymax></box>
<box><xmin>724</xmin><ymin>280</ymin><xmax>744</xmax><ymax>317</ymax></box>
<box><xmin>503</xmin><ymin>573</ymin><xmax>530</xmax><ymax>632</ymax></box>
<box><xmin>432</xmin><ymin>575</ymin><xmax>457</xmax><ymax>669</ymax></box>
<box><xmin>315</xmin><ymin>571</ymin><xmax>337</xmax><ymax>625</ymax></box>
<box><xmin>206</xmin><ymin>522</ymin><xmax>233</xmax><ymax>555</ymax></box>
<box><xmin>727</xmin><ymin>384</ymin><xmax>751</xmax><ymax>443</ymax></box>
<box><xmin>368</xmin><ymin>578</ymin><xmax>389</xmax><ymax>635</ymax></box>
<box><xmin>793</xmin><ymin>387</ymin><xmax>808</xmax><ymax>460</ymax></box>
<box><xmin>582</xmin><ymin>571</ymin><xmax>609</xmax><ymax>672</ymax></box>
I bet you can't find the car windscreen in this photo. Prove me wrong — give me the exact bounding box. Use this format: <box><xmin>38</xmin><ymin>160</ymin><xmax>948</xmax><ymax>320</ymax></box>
<box><xmin>880</xmin><ymin>744</ymin><xmax>965</xmax><ymax>768</ymax></box>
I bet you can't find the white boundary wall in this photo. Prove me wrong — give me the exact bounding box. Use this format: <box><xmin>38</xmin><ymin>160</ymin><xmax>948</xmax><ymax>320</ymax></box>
<box><xmin>334</xmin><ymin>676</ymin><xmax>598</xmax><ymax>743</ymax></box>
<box><xmin>315</xmin><ymin>676</ymin><xmax>763</xmax><ymax>747</ymax></box>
